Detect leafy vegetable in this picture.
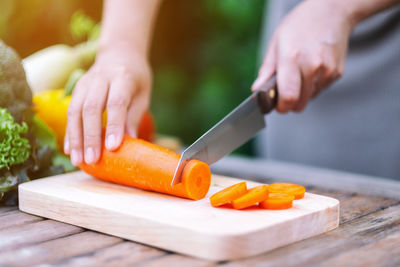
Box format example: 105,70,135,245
0,39,66,206
0,109,65,205
70,10,100,41
30,115,75,172
0,108,30,170
0,116,66,205
0,40,32,122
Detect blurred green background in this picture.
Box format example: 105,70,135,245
0,0,266,156
151,0,265,156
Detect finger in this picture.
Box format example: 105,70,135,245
126,84,151,138
293,67,318,112
312,72,324,99
319,48,341,89
276,54,301,113
293,52,321,112
82,78,109,163
252,38,277,91
105,78,134,150
67,77,88,166
64,131,70,155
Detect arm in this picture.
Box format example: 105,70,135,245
100,0,160,56
252,0,400,113
65,0,161,165
344,0,400,25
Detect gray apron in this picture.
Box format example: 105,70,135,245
256,1,400,179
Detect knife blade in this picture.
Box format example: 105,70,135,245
171,75,278,186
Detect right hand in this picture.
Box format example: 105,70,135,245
252,0,353,113
64,45,152,166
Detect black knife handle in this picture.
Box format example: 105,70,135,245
255,74,278,114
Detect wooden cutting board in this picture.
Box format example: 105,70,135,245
19,171,339,261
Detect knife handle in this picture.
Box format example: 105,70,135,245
255,74,278,114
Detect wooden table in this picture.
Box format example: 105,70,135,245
1,157,400,267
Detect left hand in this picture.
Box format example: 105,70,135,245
252,0,355,113
64,45,152,165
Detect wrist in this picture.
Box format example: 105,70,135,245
326,0,366,28
98,41,149,61
98,40,147,56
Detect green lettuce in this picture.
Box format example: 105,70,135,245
0,108,30,170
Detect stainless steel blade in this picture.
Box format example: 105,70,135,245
171,94,265,186
171,75,277,186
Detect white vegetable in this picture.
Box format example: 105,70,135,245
22,41,97,94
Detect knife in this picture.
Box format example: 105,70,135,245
171,75,278,186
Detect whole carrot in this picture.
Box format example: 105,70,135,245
79,135,211,200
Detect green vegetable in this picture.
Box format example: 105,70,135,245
0,108,30,170
0,40,32,122
64,68,86,96
0,108,65,205
30,115,75,172
70,10,101,41
0,40,66,206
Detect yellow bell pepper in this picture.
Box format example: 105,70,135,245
33,89,155,152
33,89,71,150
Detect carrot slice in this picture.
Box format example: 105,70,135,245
210,182,247,207
260,193,295,210
79,135,211,200
232,185,269,210
268,183,306,200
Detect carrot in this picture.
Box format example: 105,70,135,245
260,193,295,210
137,112,155,142
103,111,155,142
268,183,306,200
79,135,211,200
232,185,269,210
210,182,247,207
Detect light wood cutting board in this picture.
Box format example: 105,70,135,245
19,171,339,261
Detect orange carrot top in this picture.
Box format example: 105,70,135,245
79,135,211,200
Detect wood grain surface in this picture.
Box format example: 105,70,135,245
18,171,339,261
1,158,399,266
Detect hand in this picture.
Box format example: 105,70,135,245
252,0,355,113
64,45,152,165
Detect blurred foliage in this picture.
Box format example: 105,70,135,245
151,0,265,155
0,0,102,57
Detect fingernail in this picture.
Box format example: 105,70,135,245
252,76,263,90
106,134,117,150
70,150,82,166
64,139,70,154
85,147,95,164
